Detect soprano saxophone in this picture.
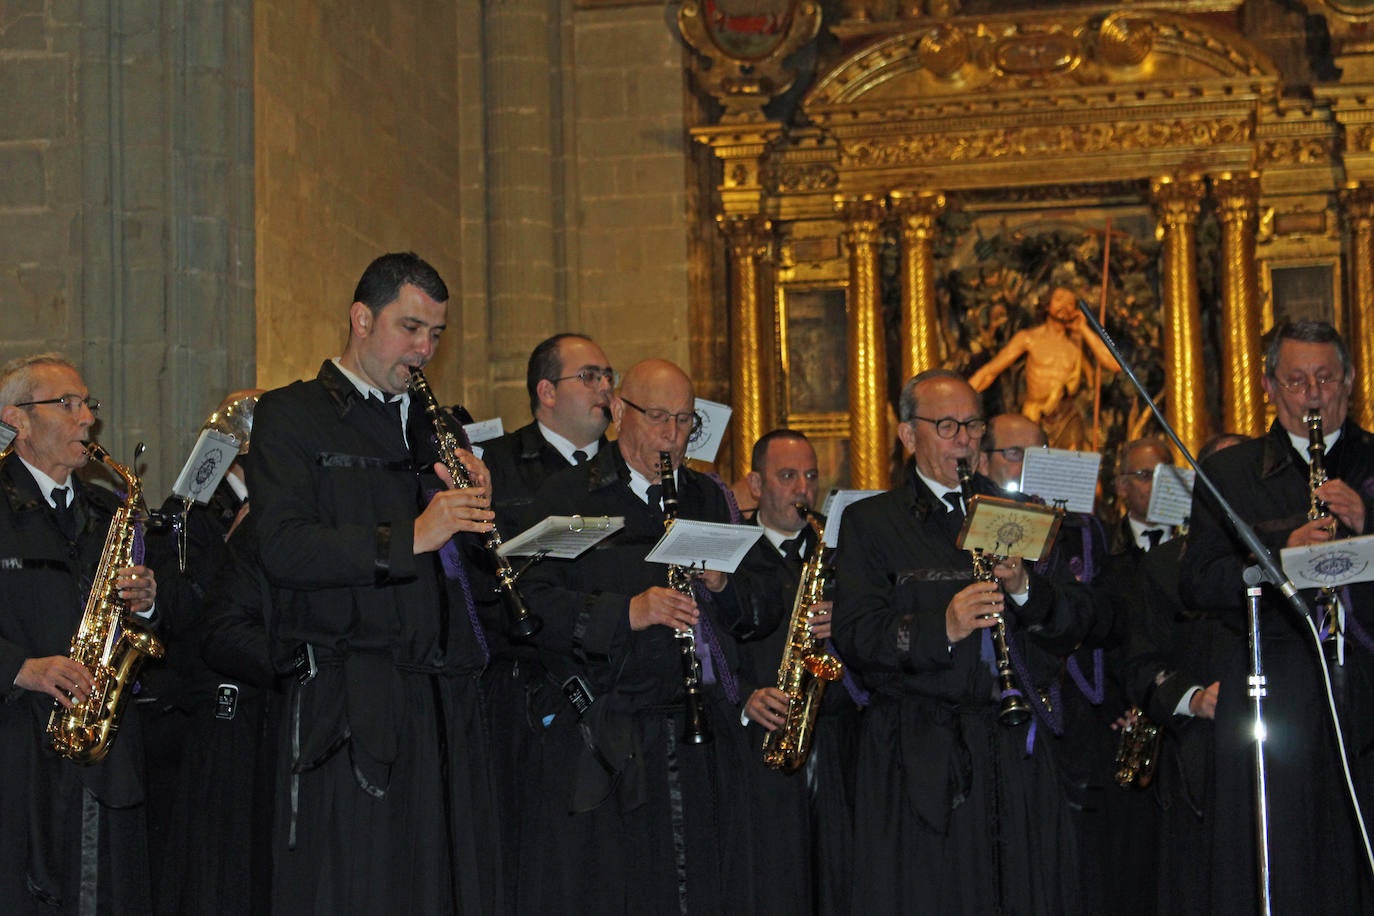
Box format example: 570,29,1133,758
659,450,712,744
762,503,843,772
957,459,1031,727
408,366,542,640
47,443,166,765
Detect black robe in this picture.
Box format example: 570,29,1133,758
250,360,501,914
514,445,784,915
1179,419,1374,914
0,453,153,914
832,470,1095,915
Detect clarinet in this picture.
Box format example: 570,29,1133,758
1306,410,1343,667
659,450,712,744
957,459,1032,727
408,366,542,640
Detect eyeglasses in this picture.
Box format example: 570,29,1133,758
554,367,618,387
983,446,1028,462
14,394,100,413
1274,374,1343,393
621,396,702,434
909,415,987,439
1119,468,1156,482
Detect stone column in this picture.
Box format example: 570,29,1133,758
1340,183,1374,429
1151,176,1209,455
836,194,889,490
890,190,947,383
1213,172,1266,437
719,215,774,481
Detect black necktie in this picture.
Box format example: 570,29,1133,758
1143,528,1164,551
368,392,403,426
943,491,965,519
645,484,662,512
572,450,589,465
780,535,804,563
52,487,76,540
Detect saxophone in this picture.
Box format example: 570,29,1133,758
957,459,1031,727
408,366,542,640
47,443,166,765
659,450,712,744
1114,707,1162,789
762,503,843,772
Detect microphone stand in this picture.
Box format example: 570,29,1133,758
1076,299,1309,912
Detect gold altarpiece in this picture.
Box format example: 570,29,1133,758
681,1,1374,489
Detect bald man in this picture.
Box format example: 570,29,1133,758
980,412,1049,492
514,358,782,914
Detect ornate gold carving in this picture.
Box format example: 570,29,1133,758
1339,183,1374,429
836,194,890,490
1098,14,1155,68
1152,175,1209,454
679,0,823,123
768,163,840,194
890,190,947,384
918,24,970,79
1212,172,1266,437
1257,137,1337,165
840,118,1252,168
719,214,776,480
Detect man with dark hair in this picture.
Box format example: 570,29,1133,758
736,427,864,915
834,368,1094,914
513,358,782,914
1112,438,1176,555
250,252,502,912
0,353,159,913
1182,318,1374,913
482,333,614,531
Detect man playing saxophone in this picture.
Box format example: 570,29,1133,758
0,353,158,914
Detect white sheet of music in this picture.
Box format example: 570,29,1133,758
497,515,624,559
645,519,762,573
463,417,504,445
0,420,14,453
1145,464,1195,526
1019,447,1101,514
819,488,884,548
685,398,731,464
170,429,240,503
1282,533,1374,589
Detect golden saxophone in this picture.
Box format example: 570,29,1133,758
1114,707,1162,789
659,450,712,745
957,459,1032,727
47,443,166,764
408,366,542,640
762,503,843,772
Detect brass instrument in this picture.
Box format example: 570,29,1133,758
408,366,542,640
1306,410,1343,664
956,459,1032,727
659,450,712,745
762,503,843,772
1113,706,1162,789
47,443,166,764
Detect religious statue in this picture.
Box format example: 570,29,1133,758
967,286,1120,450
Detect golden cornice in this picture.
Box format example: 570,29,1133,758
807,12,1277,112
827,1,1244,40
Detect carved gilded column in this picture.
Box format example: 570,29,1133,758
719,215,774,481
837,194,889,490
1340,183,1374,429
1213,172,1265,437
1151,176,1208,455
890,190,947,383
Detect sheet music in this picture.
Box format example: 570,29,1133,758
1145,464,1195,527
0,420,14,453
1282,533,1374,589
170,429,240,504
464,417,504,444
685,399,731,464
497,515,624,559
645,519,762,573
1020,447,1101,514
818,489,884,548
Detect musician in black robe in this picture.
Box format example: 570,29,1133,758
833,369,1094,915
515,358,784,915
0,353,158,914
1179,320,1374,914
250,253,502,913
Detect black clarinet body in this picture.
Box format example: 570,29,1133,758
408,366,542,640
658,450,712,745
